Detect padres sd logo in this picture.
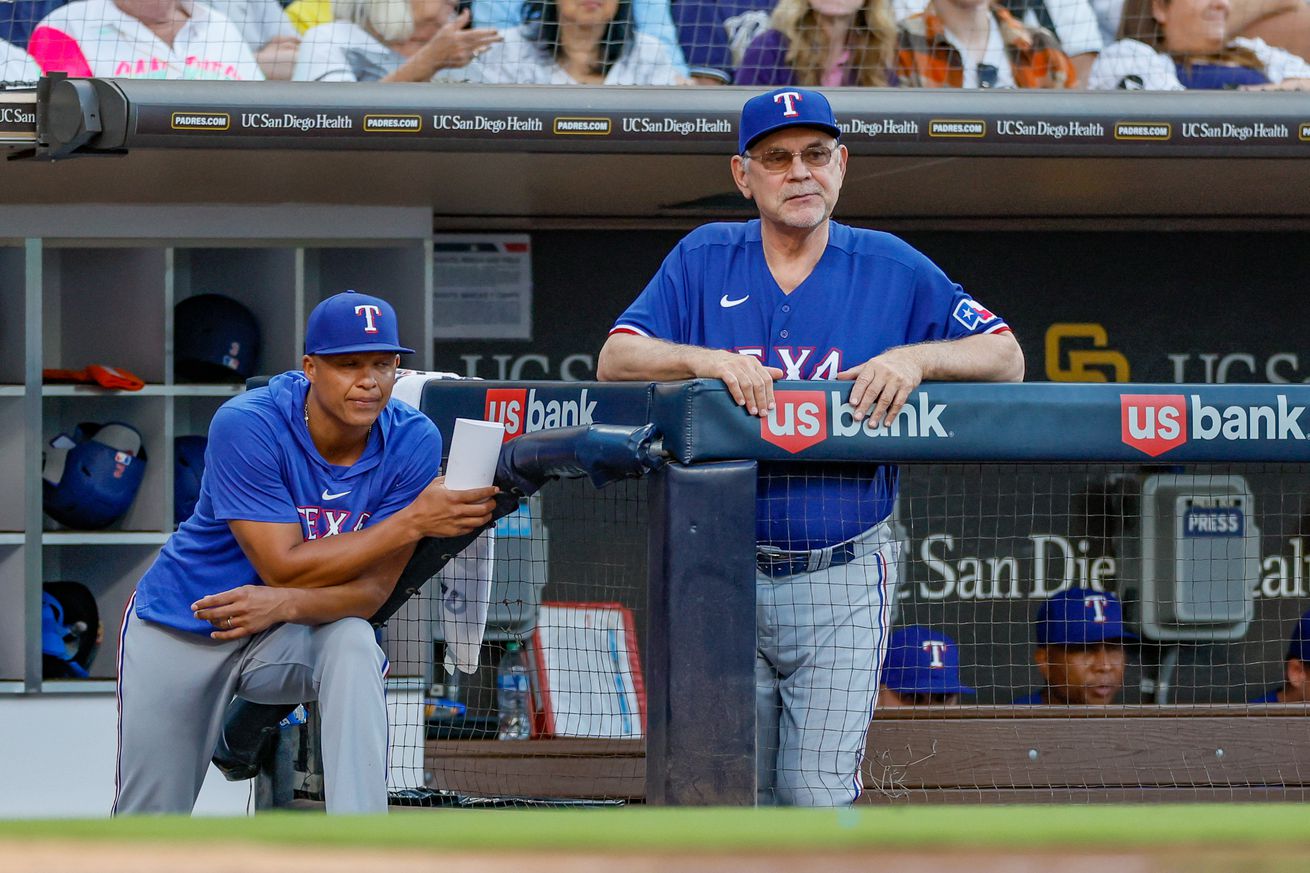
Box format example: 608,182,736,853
1045,323,1130,382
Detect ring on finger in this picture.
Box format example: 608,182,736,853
225,617,233,629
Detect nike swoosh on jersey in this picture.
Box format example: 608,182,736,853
321,489,351,501
720,294,749,308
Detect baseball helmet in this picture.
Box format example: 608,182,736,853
174,435,208,526
175,293,261,382
42,582,101,679
42,422,148,529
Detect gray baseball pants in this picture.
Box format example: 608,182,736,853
114,595,390,815
755,523,897,806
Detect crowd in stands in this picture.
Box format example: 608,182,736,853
1,0,1308,88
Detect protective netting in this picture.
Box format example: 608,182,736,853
377,460,1310,804
1,0,1307,91
890,462,1310,708
381,476,648,804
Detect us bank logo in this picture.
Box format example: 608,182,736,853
1120,393,1309,457
1046,323,1130,382
761,390,828,454
761,390,949,454
484,388,596,440
1121,394,1187,457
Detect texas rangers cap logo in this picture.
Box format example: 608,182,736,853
354,304,382,334
922,640,948,668
774,91,803,118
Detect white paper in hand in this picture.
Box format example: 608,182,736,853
444,418,505,490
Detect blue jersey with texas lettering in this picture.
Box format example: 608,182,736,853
134,370,442,635
611,220,1010,551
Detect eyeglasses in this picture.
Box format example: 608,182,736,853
743,145,834,173
977,63,999,88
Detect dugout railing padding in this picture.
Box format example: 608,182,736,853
419,379,1310,805
32,77,1310,160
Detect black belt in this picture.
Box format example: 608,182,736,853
755,541,859,579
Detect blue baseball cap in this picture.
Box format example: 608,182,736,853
305,290,414,356
1036,588,1137,646
739,87,841,154
881,625,974,695
1286,609,1310,661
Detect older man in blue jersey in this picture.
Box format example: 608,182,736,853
115,291,498,816
598,88,1024,806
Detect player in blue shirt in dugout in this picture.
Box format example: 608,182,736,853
114,291,499,815
1249,609,1310,704
1013,587,1135,706
598,87,1024,806
877,625,974,709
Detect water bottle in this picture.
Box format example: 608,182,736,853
496,641,532,740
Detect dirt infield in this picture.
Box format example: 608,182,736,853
2,841,1306,873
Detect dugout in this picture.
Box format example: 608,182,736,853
2,81,1310,814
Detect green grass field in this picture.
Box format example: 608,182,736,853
0,805,1306,853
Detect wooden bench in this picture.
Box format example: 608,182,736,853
424,707,1310,803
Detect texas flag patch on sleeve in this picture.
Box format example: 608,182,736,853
952,298,999,331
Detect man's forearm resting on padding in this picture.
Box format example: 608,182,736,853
597,332,741,381
886,332,1025,382
599,329,1023,383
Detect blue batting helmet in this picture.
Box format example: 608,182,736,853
175,294,261,382
42,422,148,529
41,582,101,679
174,435,207,526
